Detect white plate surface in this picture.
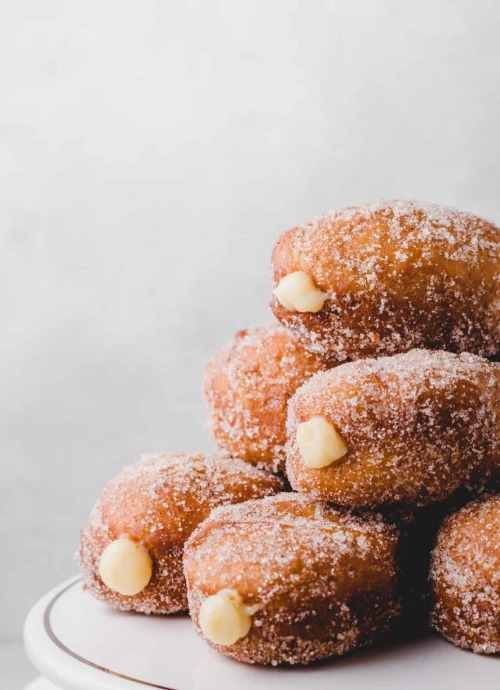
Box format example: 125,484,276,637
24,577,499,690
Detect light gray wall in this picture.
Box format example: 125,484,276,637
2,0,500,681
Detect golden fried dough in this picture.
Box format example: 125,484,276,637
271,200,499,362
79,453,283,613
184,493,401,665
203,324,328,473
286,350,499,507
430,495,500,654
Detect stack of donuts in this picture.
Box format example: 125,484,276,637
80,200,499,666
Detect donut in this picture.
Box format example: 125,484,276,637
271,200,499,362
79,452,283,614
203,324,328,473
183,493,401,665
286,349,499,507
430,494,500,654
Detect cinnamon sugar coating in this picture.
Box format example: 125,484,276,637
79,453,283,614
184,493,401,665
203,324,328,473
271,200,499,362
430,495,500,654
286,349,499,507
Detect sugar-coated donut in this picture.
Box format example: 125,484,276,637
184,493,401,665
79,453,283,614
271,200,499,362
203,324,328,473
430,495,500,654
286,349,499,507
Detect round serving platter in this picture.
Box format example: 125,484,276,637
24,577,498,690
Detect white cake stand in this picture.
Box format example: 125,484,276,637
24,577,499,690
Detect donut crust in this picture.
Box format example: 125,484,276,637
184,493,401,665
203,324,327,473
271,200,499,362
286,350,499,507
430,495,500,654
79,453,283,614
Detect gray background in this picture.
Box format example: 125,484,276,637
2,1,500,685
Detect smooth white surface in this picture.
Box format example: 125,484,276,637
25,578,500,690
26,679,65,690
4,0,500,683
